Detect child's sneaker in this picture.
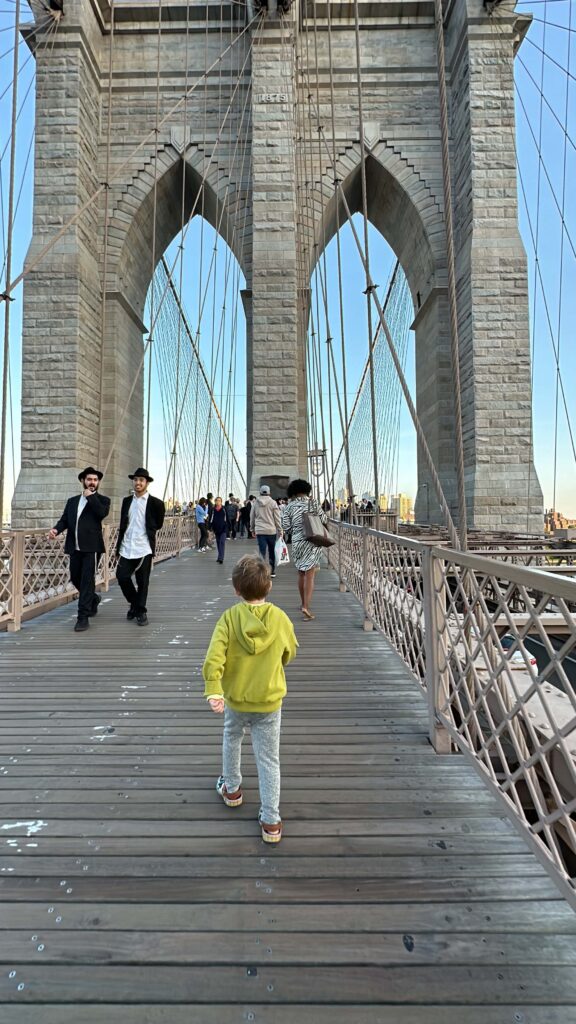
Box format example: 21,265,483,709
259,811,282,843
216,775,243,807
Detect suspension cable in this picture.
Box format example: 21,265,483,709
434,0,468,547
296,23,460,546
329,173,457,540
489,9,576,522
161,15,258,496
102,21,259,478
553,0,572,510
352,0,380,526
0,0,21,528
0,12,261,305
144,0,163,468
97,0,115,464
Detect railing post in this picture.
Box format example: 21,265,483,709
338,523,346,592
422,547,451,753
8,532,24,633
362,526,373,632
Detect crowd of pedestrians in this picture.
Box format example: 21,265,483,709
49,463,330,844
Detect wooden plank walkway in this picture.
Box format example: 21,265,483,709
1,540,576,1022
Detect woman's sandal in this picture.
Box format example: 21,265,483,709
301,608,315,620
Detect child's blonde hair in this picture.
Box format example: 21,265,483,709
232,555,272,601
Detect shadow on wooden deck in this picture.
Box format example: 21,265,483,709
0,542,575,1022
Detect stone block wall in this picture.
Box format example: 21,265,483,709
11,0,542,533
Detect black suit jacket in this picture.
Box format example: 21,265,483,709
54,493,111,555
116,493,166,557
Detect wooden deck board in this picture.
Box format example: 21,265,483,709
1,542,575,1019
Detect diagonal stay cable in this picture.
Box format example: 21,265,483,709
0,10,262,305
296,48,460,548
102,22,259,478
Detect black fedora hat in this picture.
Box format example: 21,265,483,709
78,466,103,481
128,467,154,482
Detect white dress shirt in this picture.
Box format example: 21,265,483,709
75,494,88,551
119,492,152,559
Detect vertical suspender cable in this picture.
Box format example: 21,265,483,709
145,0,163,468
352,0,380,526
194,1,210,499
303,12,328,499
98,0,115,465
297,37,459,544
553,0,571,513
0,0,21,526
523,3,544,528
172,0,192,507
103,21,259,480
434,0,467,548
311,0,337,509
326,0,354,516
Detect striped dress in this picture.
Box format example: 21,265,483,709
281,498,328,571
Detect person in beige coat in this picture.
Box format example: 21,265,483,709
250,485,282,576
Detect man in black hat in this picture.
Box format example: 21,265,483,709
116,468,165,626
47,467,111,632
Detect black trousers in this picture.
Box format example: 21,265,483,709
69,551,99,620
116,554,153,613
198,523,209,548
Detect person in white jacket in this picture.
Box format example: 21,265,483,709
250,485,282,576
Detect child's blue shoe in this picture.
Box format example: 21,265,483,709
216,775,243,807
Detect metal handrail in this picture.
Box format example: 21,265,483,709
328,519,576,904
0,518,198,632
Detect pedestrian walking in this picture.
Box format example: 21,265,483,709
116,468,166,626
225,494,239,539
205,492,215,548
250,485,282,576
238,499,251,538
47,466,110,632
281,478,328,620
203,555,298,842
209,496,227,563
195,498,209,550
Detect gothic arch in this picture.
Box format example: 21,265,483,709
311,145,445,312
307,144,456,524
106,142,248,323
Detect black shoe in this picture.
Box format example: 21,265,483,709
74,618,89,632
126,607,137,621
217,559,223,564
136,612,148,626
270,572,276,578
88,595,101,617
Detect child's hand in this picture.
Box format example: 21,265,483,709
208,698,224,713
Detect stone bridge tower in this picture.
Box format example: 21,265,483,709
11,0,543,532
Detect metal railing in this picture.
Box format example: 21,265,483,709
329,520,576,902
336,510,399,533
0,517,198,631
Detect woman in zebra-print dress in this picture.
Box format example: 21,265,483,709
281,479,328,621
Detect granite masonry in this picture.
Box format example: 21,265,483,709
11,0,543,532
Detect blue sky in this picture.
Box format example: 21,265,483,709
1,1,575,518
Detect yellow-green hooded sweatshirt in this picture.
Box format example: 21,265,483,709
202,602,298,713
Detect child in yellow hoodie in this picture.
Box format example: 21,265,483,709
203,554,298,843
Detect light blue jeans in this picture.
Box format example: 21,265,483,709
223,706,281,824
